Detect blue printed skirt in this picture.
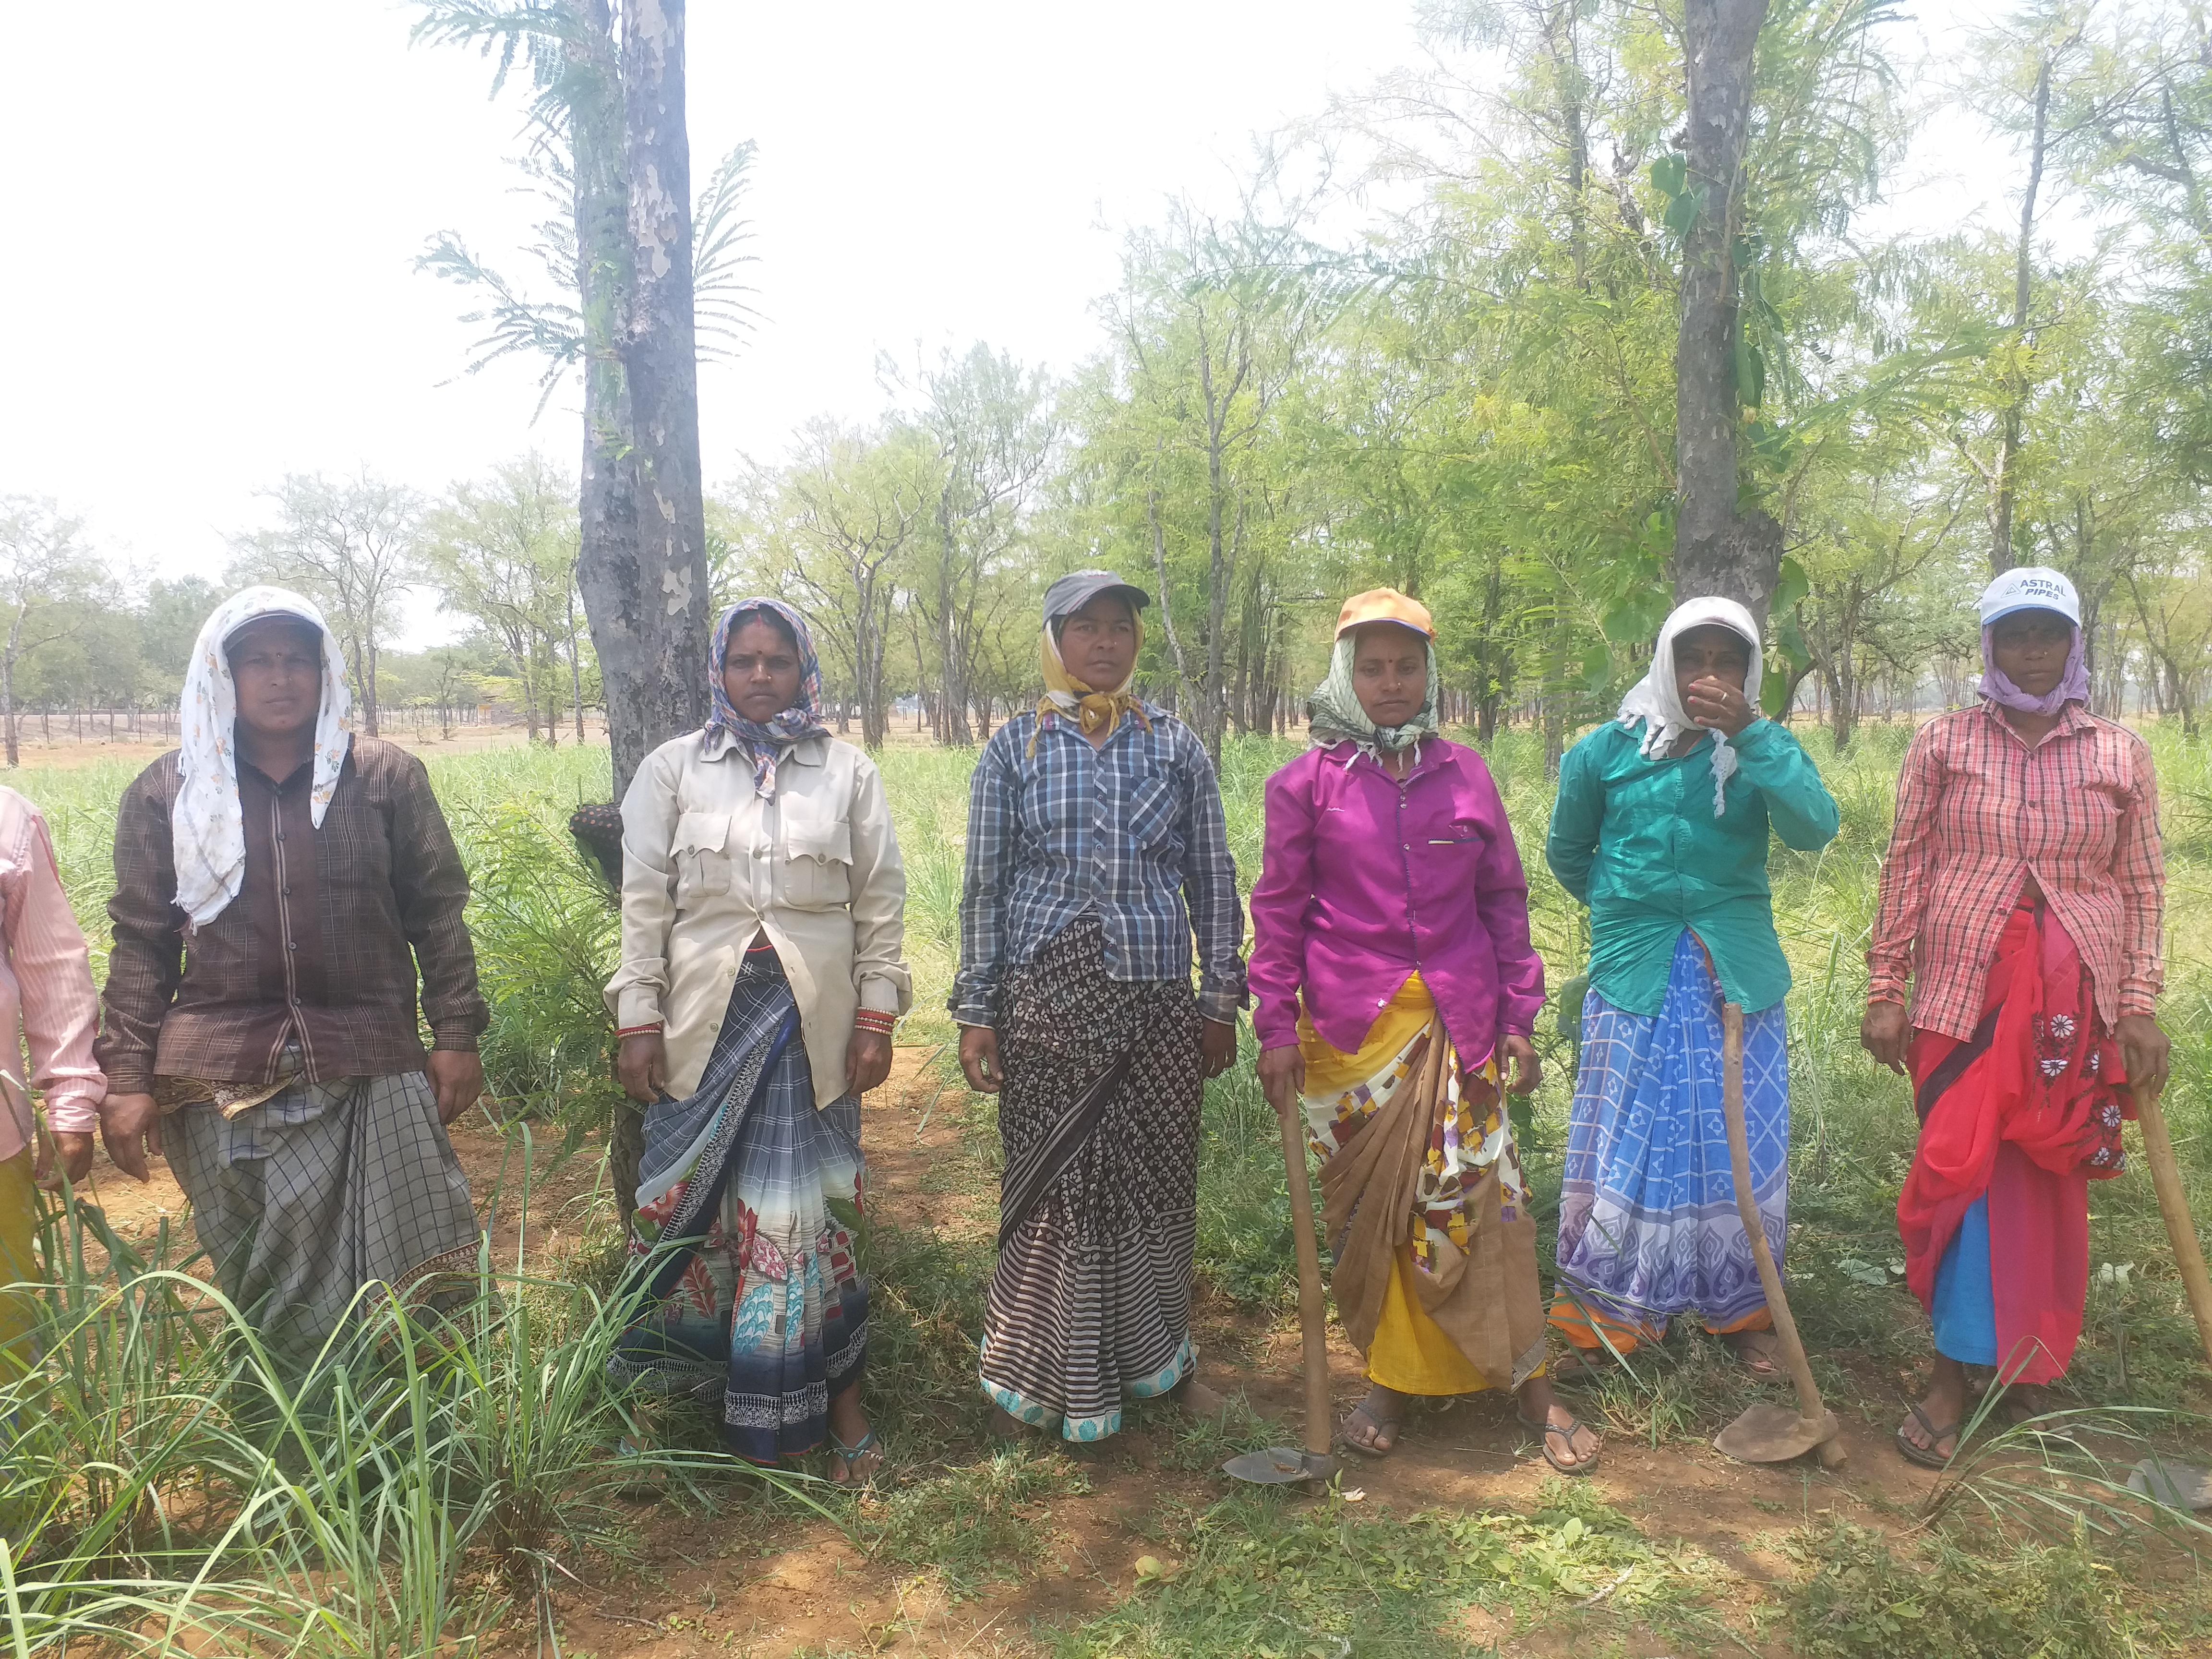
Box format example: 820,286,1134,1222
1553,930,1789,1339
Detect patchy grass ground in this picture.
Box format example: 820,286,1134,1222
15,721,2212,1655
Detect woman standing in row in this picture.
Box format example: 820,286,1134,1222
1868,567,2168,1467
1545,600,1839,1375
608,599,910,1487
952,571,1246,1444
1249,590,1599,1472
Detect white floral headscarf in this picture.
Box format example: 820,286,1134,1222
173,587,352,929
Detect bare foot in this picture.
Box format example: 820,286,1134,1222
987,1403,1034,1441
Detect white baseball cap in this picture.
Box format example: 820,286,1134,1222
1977,565,2080,628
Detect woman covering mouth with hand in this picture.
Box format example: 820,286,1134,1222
1544,598,1839,1380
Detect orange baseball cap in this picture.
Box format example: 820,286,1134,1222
1334,588,1433,639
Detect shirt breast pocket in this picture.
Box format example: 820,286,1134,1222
1122,774,1179,853
672,811,733,906
779,806,853,910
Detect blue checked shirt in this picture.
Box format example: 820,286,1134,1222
950,707,1247,1027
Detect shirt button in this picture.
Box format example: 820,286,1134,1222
288,940,298,951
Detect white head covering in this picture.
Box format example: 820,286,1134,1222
174,587,352,929
1614,596,1764,817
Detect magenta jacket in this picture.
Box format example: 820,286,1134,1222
1247,739,1545,1066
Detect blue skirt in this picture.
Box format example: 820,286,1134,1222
1554,930,1789,1336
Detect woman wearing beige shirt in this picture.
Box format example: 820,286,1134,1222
606,599,910,1486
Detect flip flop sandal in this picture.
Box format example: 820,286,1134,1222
1548,1347,1619,1384
1518,1409,1602,1476
829,1428,886,1489
1894,1403,1960,1470
1335,1399,1401,1458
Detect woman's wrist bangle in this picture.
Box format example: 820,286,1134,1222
853,1010,897,1033
616,1023,663,1038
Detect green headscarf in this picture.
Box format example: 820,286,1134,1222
1305,628,1442,760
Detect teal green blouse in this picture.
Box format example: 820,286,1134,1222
1544,718,1839,1016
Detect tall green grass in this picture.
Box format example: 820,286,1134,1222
0,1156,808,1656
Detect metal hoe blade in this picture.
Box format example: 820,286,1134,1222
1224,1446,1340,1485
1713,1403,1840,1464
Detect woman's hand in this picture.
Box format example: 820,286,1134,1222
1498,1033,1540,1095
1861,1000,1910,1076
846,1025,893,1097
1201,1018,1238,1080
959,1025,1003,1094
1257,1044,1305,1120
2116,1014,2172,1098
99,1093,162,1182
617,1032,669,1104
35,1130,95,1190
1685,674,1757,736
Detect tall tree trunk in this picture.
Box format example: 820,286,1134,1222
613,0,710,787
1991,54,2052,577
1672,0,1779,628
571,0,641,787
934,491,972,745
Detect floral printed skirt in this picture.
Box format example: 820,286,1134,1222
610,952,867,1461
1899,899,2129,1386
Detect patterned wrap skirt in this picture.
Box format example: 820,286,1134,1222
1299,973,1547,1395
611,951,867,1462
166,1069,482,1359
979,915,1203,1443
1551,929,1788,1352
1899,900,2129,1385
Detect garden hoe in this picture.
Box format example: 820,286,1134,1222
1712,1002,1846,1470
2124,1079,2212,1509
1223,1096,1340,1488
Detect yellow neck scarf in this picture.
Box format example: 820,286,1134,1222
1030,617,1151,756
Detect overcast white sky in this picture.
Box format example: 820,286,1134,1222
2,0,2028,646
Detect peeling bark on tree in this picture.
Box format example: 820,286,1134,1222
1672,0,1780,631
568,0,710,809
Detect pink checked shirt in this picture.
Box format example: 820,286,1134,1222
0,787,105,1161
1868,702,2164,1042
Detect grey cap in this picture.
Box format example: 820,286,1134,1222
1043,569,1150,626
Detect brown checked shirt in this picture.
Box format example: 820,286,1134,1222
96,738,487,1094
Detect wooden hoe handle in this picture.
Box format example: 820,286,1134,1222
1278,1104,1334,1461
2132,1081,2212,1372
1722,1003,1844,1469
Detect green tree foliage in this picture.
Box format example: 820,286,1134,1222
421,453,591,745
